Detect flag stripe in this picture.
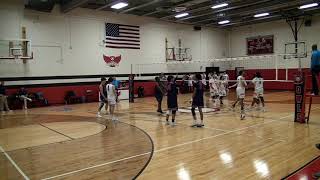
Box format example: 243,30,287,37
119,31,140,35
116,23,139,28
117,35,139,39
119,28,139,32
106,42,140,46
106,45,140,49
106,38,140,42
105,23,140,49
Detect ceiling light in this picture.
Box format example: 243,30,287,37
299,3,318,9
111,2,128,9
254,13,270,18
212,3,229,9
218,20,230,24
175,12,189,18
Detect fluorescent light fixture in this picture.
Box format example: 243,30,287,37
175,12,189,18
212,3,229,9
111,2,128,9
218,20,230,24
299,3,318,9
254,13,270,18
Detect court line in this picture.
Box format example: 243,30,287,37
40,110,310,179
39,123,74,140
0,145,30,180
41,151,151,180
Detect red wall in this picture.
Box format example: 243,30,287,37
7,85,100,105
4,68,313,105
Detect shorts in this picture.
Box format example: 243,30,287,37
108,98,117,105
210,91,219,98
166,109,177,115
100,96,108,103
236,87,245,99
253,89,264,98
219,90,226,97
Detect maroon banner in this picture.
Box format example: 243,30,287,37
247,35,274,55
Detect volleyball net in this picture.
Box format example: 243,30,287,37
135,54,310,83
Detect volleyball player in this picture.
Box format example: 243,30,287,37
219,75,227,105
166,75,178,126
155,76,165,114
191,73,205,127
209,74,219,108
229,70,247,120
251,72,265,111
106,77,117,121
97,77,108,117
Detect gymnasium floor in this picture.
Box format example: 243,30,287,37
1,91,320,180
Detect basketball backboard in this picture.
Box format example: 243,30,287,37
284,41,307,59
0,39,33,60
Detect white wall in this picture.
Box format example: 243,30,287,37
0,0,228,78
229,17,320,69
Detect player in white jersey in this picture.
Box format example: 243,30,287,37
229,70,247,120
218,76,227,105
222,72,229,94
106,77,118,121
251,72,265,111
201,73,207,86
209,74,219,108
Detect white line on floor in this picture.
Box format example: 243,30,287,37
0,145,30,180
41,108,319,179
41,152,151,180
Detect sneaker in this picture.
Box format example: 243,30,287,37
190,124,197,127
197,124,204,127
240,114,245,120
165,121,170,125
97,113,102,118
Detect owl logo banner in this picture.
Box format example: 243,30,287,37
103,55,121,67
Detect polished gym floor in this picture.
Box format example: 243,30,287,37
1,91,320,180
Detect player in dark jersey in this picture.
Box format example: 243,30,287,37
166,75,178,126
97,77,108,117
191,73,205,127
155,77,165,114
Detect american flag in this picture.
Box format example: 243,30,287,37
105,23,140,49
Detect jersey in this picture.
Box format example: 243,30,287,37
236,75,246,98
209,78,219,96
219,80,227,97
237,75,247,89
252,77,264,91
252,77,264,97
106,84,116,100
99,83,108,101
192,81,204,107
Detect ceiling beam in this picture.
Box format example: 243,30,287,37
196,0,308,25
141,0,210,16
217,6,320,28
95,0,115,11
120,0,162,14
61,0,90,13
178,0,273,21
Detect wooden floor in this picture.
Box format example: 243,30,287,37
1,90,320,180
